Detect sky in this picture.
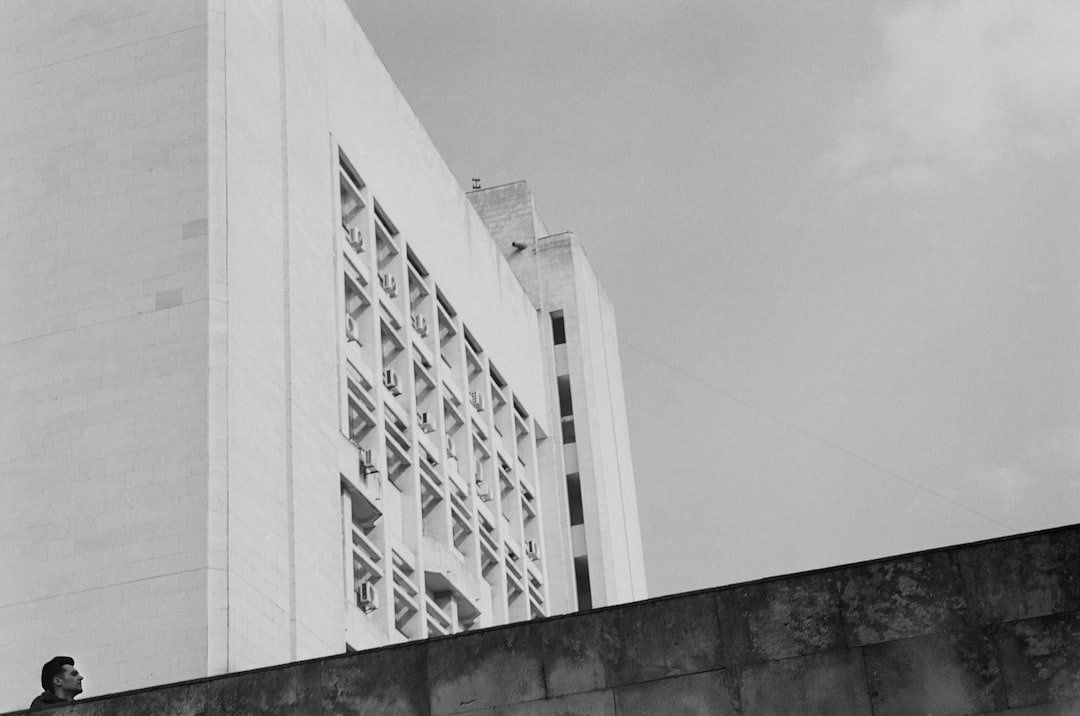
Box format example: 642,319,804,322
352,1,1080,596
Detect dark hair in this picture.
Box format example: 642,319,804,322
40,656,74,692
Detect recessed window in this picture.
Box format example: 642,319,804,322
574,556,592,610
561,416,576,444
557,375,573,416
566,473,584,526
551,312,566,345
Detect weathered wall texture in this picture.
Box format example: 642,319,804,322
6,525,1078,715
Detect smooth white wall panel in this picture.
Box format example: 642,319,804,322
0,1,212,709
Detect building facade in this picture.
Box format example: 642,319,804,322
0,0,644,708
469,182,648,610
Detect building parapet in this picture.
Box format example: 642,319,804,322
7,523,1078,715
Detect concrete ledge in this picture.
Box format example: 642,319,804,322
6,524,1078,715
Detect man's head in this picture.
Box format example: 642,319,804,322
40,656,83,699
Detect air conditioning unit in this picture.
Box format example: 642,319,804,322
411,313,429,337
358,448,378,475
445,439,457,460
356,582,378,613
379,272,398,297
418,412,435,433
346,226,364,253
525,540,540,561
345,316,362,344
477,483,493,502
383,369,401,396
469,391,484,411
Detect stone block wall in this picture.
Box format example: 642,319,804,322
6,524,1078,715
0,0,214,703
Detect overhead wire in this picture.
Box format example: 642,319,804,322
461,3,1021,535
576,312,1020,535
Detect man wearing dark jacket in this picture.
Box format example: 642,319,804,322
29,656,83,711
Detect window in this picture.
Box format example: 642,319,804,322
344,275,368,320
566,473,584,526
561,416,576,444
551,312,566,345
557,375,575,443
574,556,592,610
557,375,573,416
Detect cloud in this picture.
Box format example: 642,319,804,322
1023,425,1080,490
960,425,1080,522
825,1,1080,189
962,463,1037,510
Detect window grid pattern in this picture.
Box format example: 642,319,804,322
336,152,550,645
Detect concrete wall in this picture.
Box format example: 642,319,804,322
466,182,549,260
539,234,648,605
468,185,649,610
0,0,213,707
216,0,345,671
9,524,1076,715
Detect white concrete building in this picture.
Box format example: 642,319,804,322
0,0,645,707
469,182,648,610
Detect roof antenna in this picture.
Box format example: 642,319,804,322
472,177,481,191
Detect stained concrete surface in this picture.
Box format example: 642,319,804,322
837,549,972,646
739,649,873,715
5,524,1078,715
956,530,1080,624
427,623,546,714
715,571,844,665
863,627,1006,716
996,611,1080,708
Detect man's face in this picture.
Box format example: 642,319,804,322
55,665,83,695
